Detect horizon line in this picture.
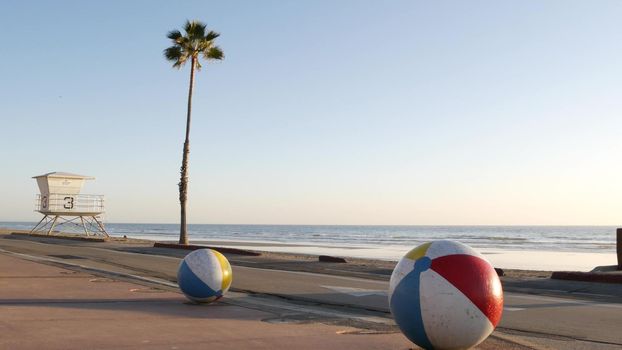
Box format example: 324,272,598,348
1,221,620,228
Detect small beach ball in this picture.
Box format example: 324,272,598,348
177,249,232,303
389,240,503,350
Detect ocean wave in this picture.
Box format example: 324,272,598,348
484,236,529,241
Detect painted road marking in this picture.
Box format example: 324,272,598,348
321,285,387,297
503,307,526,311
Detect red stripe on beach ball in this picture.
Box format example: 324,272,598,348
430,254,503,326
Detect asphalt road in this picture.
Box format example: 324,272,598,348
1,235,621,349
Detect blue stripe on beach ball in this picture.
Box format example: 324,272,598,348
177,260,220,301
390,256,433,349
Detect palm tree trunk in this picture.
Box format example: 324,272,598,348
179,56,196,245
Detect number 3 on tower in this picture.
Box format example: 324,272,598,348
64,196,74,210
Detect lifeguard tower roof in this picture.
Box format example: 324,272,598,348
32,172,95,180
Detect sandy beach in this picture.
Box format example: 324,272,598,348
2,228,617,276
188,239,617,272
0,228,549,279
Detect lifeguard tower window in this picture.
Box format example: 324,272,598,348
30,172,109,237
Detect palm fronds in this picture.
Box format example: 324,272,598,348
163,20,223,69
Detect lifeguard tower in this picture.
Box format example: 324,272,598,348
30,172,109,237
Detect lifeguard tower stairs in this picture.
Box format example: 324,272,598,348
30,172,109,237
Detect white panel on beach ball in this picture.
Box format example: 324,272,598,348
177,249,232,303
388,240,503,350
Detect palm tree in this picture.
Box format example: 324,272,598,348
164,20,224,245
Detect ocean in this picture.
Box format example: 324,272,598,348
2,222,616,254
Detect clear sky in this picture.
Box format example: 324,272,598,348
1,1,622,225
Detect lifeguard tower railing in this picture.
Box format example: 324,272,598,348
31,193,108,237
35,193,104,214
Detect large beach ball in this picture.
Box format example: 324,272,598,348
389,240,503,350
177,249,233,303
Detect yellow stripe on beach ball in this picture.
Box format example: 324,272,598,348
213,250,232,290
405,242,432,261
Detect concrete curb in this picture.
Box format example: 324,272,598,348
10,232,107,242
551,271,622,284
319,255,347,263
153,242,261,256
